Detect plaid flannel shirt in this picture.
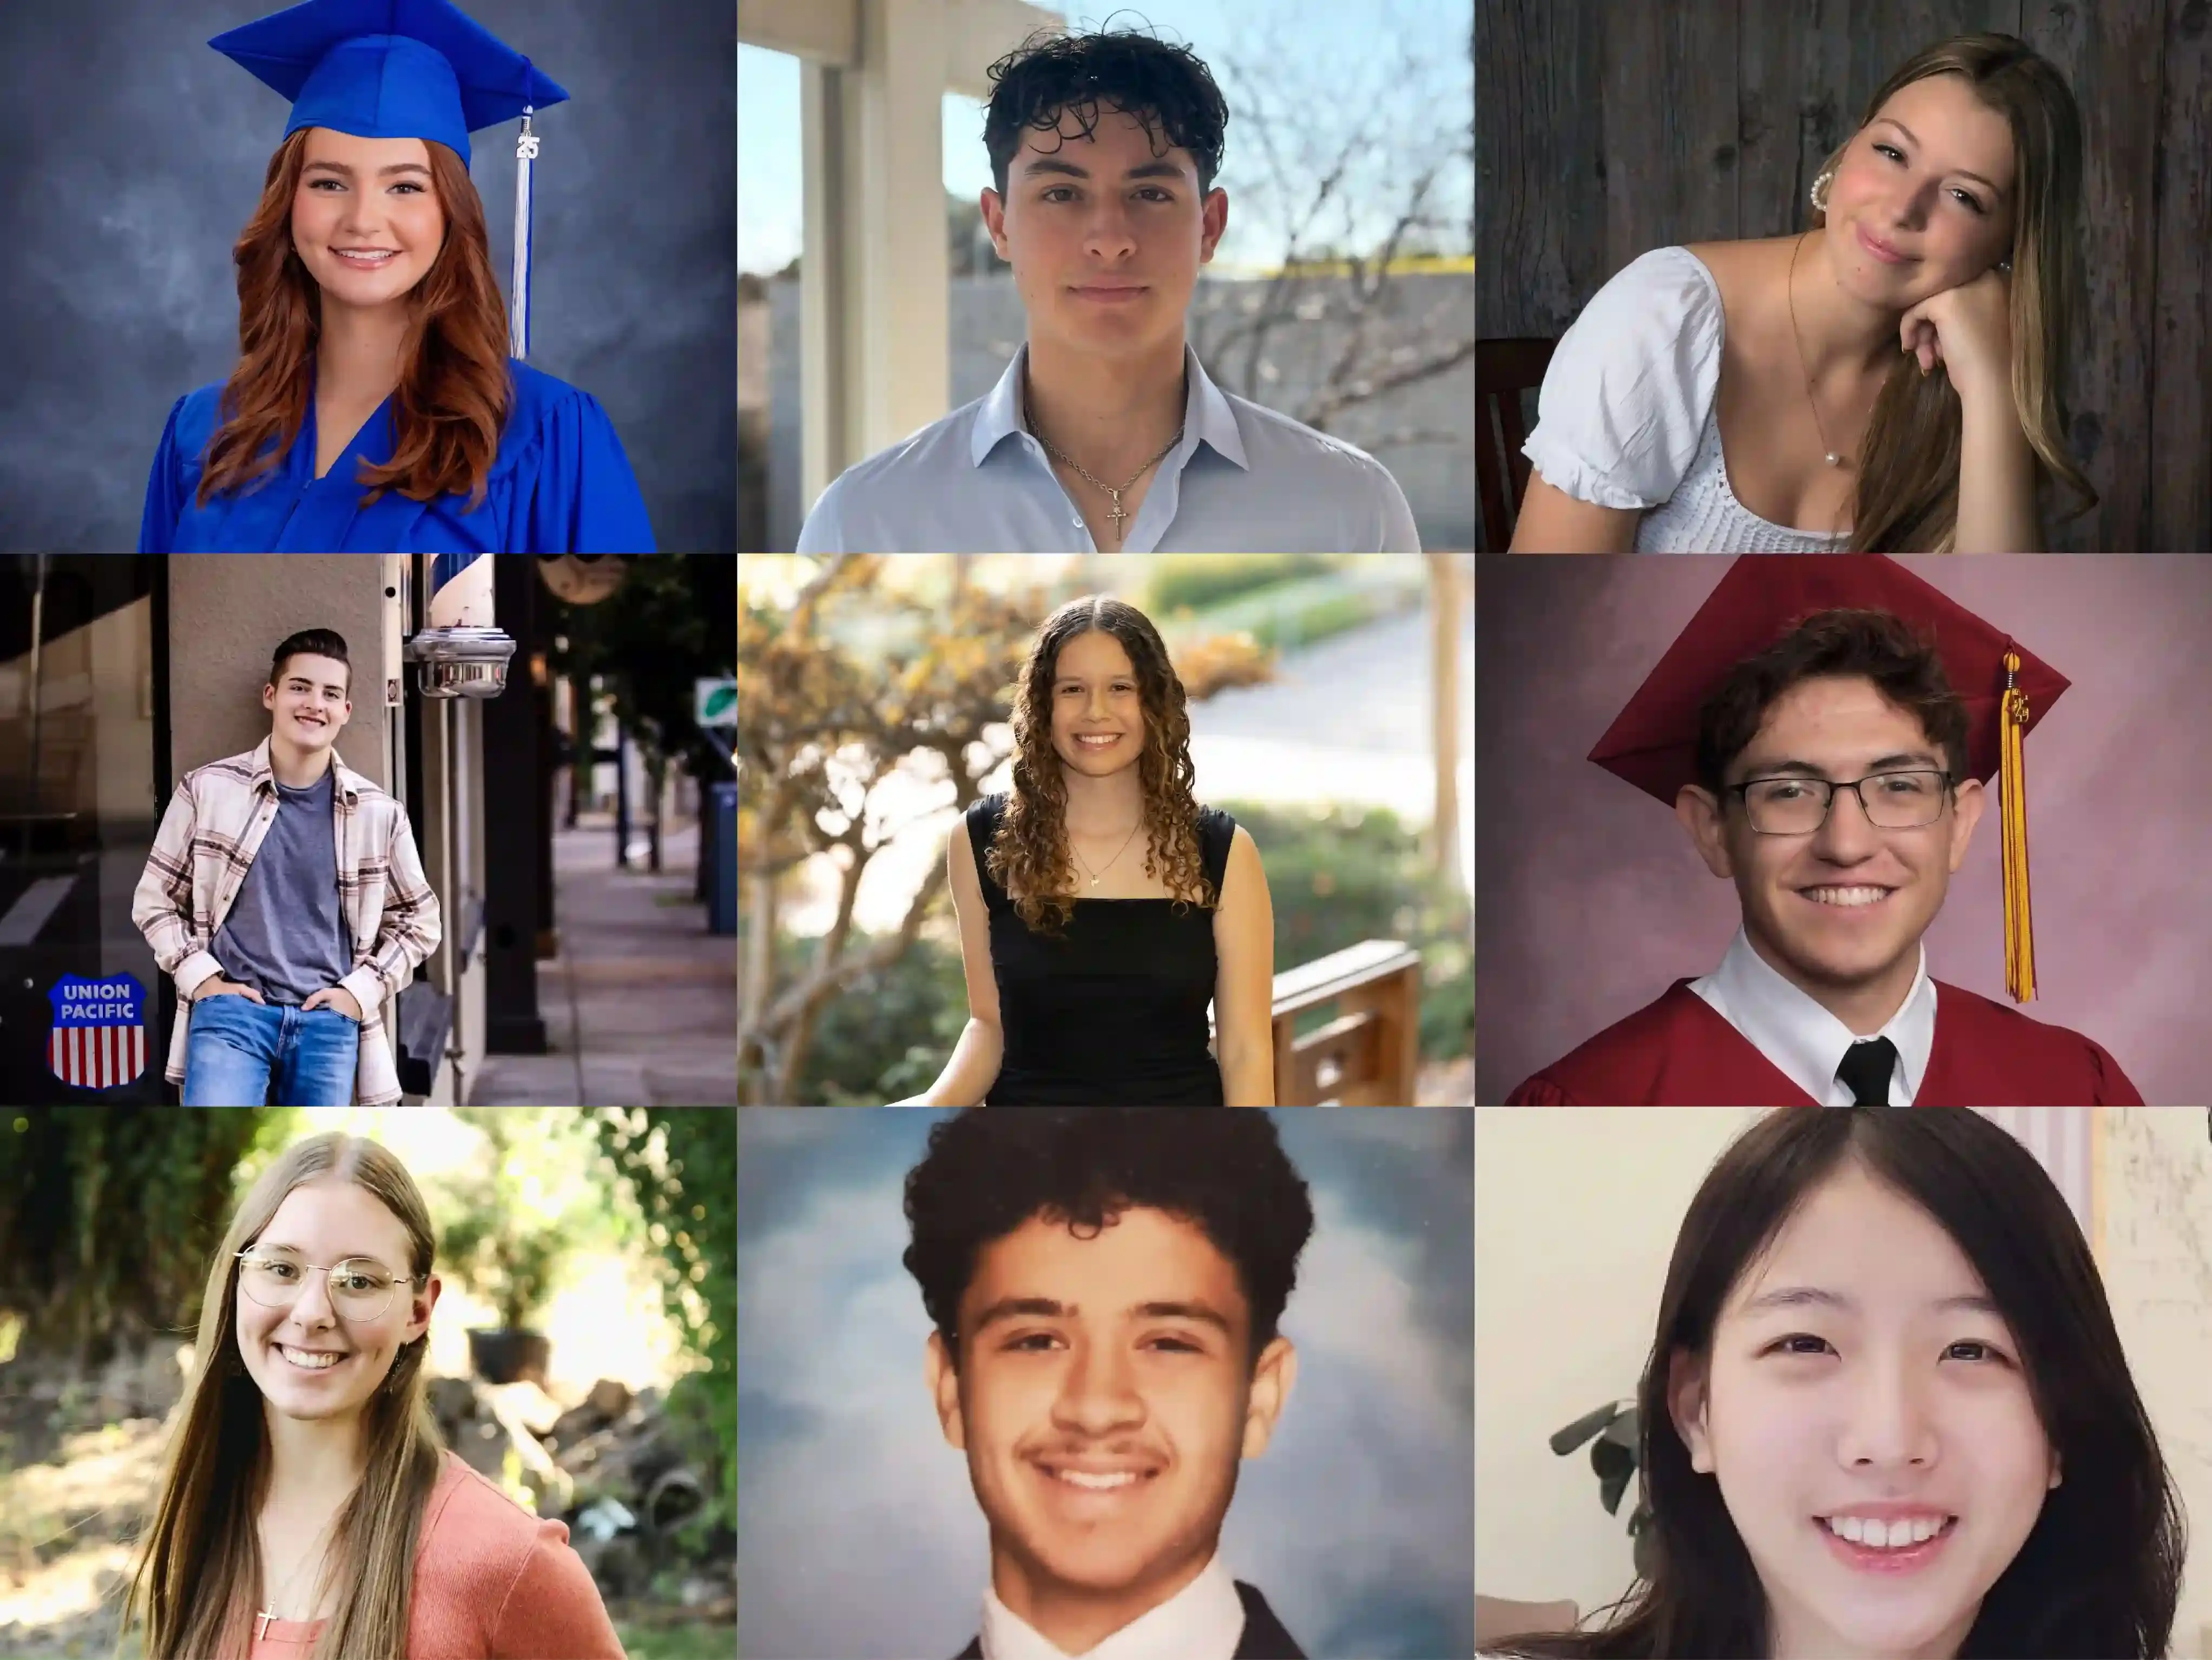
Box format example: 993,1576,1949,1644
130,736,442,1106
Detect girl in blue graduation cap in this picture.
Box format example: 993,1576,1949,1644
139,0,656,554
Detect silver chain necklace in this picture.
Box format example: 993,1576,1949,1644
1024,378,1185,547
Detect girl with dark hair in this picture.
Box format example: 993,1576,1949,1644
1512,34,2092,554
120,1131,624,1658
896,594,1278,1106
1486,1108,2185,1660
139,0,653,554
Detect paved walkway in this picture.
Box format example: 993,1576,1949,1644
468,814,737,1106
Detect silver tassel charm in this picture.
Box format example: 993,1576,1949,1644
510,108,539,360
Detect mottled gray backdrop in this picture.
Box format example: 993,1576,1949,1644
0,0,733,552
737,1107,1476,1660
1476,555,2212,1106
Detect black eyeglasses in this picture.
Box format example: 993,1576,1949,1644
1724,770,1955,835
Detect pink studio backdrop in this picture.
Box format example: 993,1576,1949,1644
1476,555,2212,1107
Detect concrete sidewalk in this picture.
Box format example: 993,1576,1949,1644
467,813,736,1106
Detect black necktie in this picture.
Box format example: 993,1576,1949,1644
1836,1037,1899,1105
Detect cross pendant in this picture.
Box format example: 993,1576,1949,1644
1105,493,1128,542
258,1610,276,1640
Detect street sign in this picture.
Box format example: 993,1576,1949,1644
695,678,736,727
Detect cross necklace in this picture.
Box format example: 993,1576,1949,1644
1024,377,1184,548
256,1505,340,1640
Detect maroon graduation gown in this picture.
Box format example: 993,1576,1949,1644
1506,979,2143,1106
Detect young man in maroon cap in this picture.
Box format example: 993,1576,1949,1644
1508,556,2141,1106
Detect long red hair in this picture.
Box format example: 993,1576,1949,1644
197,129,512,511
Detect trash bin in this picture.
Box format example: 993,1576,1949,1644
706,782,737,936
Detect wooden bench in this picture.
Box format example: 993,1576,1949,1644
1210,938,1423,1105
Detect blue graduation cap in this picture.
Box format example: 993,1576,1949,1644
210,0,571,358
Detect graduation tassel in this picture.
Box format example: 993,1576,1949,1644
1999,648,2036,1002
510,103,538,360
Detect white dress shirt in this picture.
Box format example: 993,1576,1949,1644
794,342,1421,553
978,1550,1247,1660
1688,926,1936,1106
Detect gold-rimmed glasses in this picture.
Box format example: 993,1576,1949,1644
233,1249,410,1322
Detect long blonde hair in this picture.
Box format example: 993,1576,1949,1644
1811,32,2096,550
121,1133,444,1660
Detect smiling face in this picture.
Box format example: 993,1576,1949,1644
234,1176,436,1425
291,128,447,310
1049,629,1149,782
1669,1160,2061,1660
925,1205,1293,1649
1680,675,1984,1007
982,104,1227,361
263,652,352,755
1823,73,2017,299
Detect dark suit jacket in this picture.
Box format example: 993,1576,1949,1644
950,1579,1306,1659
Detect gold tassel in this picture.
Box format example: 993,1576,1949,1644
2000,649,2035,1002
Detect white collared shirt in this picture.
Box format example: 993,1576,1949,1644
1688,926,1936,1106
794,342,1421,553
978,1550,1246,1660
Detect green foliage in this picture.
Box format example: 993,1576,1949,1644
549,554,736,790
0,1108,272,1362
611,1623,735,1660
735,924,971,1107
594,1110,735,1530
1138,553,1346,617
430,1109,609,1332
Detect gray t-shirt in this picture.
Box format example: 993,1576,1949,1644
211,766,354,1005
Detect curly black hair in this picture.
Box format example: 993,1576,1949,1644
904,1109,1314,1374
983,23,1229,201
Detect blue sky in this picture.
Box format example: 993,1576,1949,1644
739,0,1473,276
736,1107,1474,1659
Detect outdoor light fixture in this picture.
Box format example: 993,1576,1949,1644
404,553,515,700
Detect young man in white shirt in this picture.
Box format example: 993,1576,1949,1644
796,27,1421,554
907,1108,1312,1659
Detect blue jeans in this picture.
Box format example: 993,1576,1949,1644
181,995,359,1106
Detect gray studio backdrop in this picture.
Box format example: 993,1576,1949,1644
1475,554,2212,1107
0,0,733,552
736,1107,1476,1660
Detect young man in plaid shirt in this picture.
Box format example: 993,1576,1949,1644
131,628,442,1105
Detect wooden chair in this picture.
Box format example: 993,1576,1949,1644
1477,338,1556,550
1476,1593,1582,1648
1210,938,1425,1105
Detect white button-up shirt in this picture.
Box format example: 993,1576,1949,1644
1688,926,1936,1106
795,343,1422,552
978,1550,1246,1660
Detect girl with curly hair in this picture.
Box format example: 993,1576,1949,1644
899,594,1278,1106
138,0,653,554
120,1130,624,1658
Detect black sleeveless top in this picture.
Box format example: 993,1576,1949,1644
965,791,1234,1106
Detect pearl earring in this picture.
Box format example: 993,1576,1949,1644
1809,170,1834,214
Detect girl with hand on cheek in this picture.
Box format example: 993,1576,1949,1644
121,1132,625,1659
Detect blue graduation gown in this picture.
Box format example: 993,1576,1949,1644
140,359,655,552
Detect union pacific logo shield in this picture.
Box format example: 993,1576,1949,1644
47,974,149,1090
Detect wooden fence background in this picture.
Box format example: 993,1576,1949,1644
1477,0,2212,551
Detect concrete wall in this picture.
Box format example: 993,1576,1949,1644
759,271,1476,550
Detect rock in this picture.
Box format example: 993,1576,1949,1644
586,1377,632,1420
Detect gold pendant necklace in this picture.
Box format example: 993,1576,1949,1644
1787,232,1847,469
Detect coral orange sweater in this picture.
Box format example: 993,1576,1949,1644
249,1449,626,1658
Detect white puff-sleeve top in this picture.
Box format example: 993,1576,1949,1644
1521,247,1849,553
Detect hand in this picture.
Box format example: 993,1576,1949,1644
303,986,364,1021
195,977,265,1005
1899,262,2013,404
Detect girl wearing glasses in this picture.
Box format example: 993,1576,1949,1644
119,1131,623,1658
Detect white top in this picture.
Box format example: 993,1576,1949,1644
1689,926,1936,1105
1521,246,1851,553
795,343,1421,553
979,1550,1246,1660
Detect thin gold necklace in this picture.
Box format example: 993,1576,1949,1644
256,1507,340,1639
1786,231,1848,469
1024,371,1187,547
1068,816,1143,889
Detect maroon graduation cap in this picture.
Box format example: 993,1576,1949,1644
1588,555,2069,1001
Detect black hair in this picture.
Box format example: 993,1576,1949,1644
984,23,1229,200
903,1108,1314,1373
268,627,352,697
1490,1108,2185,1660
